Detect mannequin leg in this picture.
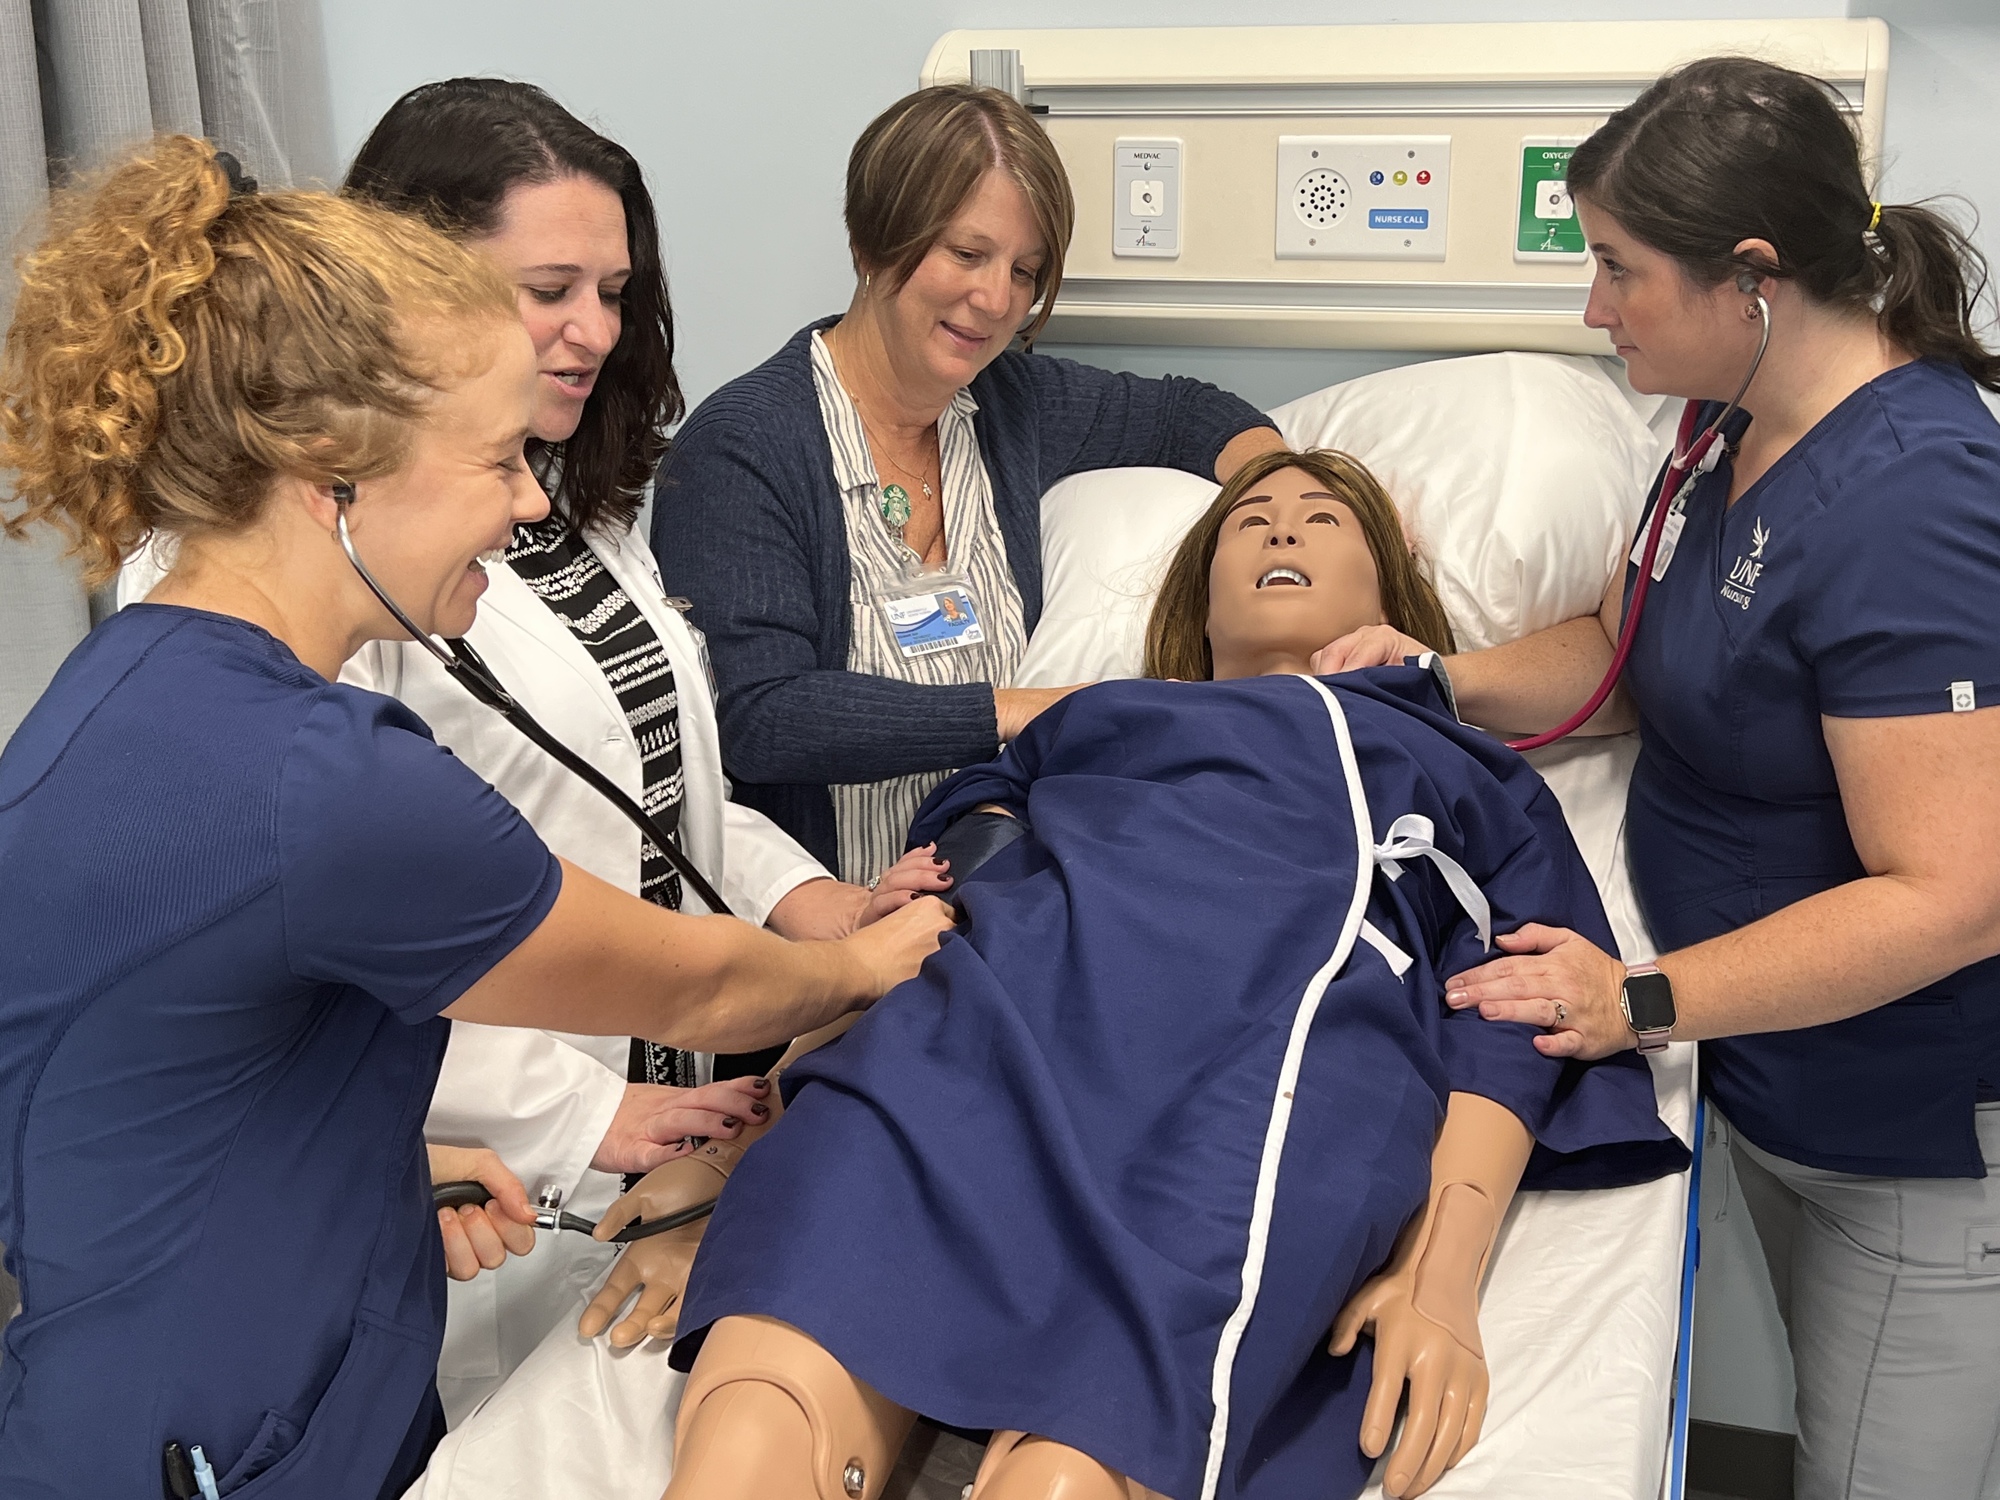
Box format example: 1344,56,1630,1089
969,1430,1167,1500
665,1315,915,1500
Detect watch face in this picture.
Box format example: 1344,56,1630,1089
1623,970,1676,1032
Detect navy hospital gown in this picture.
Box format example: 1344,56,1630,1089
674,667,1688,1500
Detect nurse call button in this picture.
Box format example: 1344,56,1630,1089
1368,208,1430,230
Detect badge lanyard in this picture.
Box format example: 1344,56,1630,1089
1505,404,1721,752
873,476,988,663
1506,284,1770,753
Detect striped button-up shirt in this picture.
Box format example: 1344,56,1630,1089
808,330,1027,885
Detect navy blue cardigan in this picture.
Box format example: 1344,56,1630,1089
652,318,1271,868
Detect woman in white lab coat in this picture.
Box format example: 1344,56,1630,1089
336,79,948,1420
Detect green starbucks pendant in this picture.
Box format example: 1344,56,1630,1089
880,484,912,531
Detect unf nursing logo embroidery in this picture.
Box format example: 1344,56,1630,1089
1721,516,1769,611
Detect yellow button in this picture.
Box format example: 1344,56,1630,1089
1392,170,1408,186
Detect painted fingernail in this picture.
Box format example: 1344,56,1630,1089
750,1102,769,1118
721,1116,740,1129
749,1077,769,1091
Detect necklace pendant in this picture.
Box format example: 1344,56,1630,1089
880,484,912,530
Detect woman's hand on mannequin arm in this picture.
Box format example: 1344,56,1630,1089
576,1015,854,1343
444,857,954,1053
1444,706,2000,1057
1310,554,1636,738
994,685,1083,742
763,846,954,940
1329,1092,1532,1498
588,1076,771,1175
426,1145,539,1281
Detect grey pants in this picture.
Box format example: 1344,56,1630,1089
1726,1105,2000,1500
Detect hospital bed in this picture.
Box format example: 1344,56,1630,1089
406,351,1699,1500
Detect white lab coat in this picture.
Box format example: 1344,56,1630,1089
118,521,827,1424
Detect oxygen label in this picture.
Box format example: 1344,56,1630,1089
1516,141,1586,261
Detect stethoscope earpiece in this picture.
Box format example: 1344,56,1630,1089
332,479,355,507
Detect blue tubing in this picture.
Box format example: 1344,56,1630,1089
1666,1093,1707,1499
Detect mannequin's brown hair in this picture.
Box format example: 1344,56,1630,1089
1144,447,1455,682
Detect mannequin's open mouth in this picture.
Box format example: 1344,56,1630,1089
1256,566,1311,589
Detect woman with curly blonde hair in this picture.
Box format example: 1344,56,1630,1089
0,136,947,1499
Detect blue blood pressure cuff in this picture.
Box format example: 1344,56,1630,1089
932,810,1028,915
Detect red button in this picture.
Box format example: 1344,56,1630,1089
1416,170,1431,185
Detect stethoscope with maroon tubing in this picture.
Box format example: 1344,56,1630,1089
1507,270,1770,753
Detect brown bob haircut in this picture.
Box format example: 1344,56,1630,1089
1144,447,1456,683
845,85,1075,344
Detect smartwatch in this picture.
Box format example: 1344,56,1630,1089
1620,963,1676,1054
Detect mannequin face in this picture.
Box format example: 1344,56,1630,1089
343,321,547,639
1205,466,1386,681
474,175,630,442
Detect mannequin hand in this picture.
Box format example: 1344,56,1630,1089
994,684,1084,742
593,1135,753,1242
1444,924,1632,1060
577,1219,705,1345
588,1076,767,1174
1309,625,1432,676
1329,1269,1488,1498
426,1145,538,1280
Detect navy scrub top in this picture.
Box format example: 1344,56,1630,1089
0,606,562,1498
1624,359,2000,1178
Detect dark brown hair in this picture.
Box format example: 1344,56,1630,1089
1144,447,1455,682
1570,55,2000,391
845,85,1075,345
0,135,514,585
346,78,684,534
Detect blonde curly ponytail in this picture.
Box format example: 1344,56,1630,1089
1,134,516,584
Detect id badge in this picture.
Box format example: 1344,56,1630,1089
876,571,985,659
1629,492,1690,582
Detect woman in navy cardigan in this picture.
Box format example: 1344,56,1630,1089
653,85,1282,880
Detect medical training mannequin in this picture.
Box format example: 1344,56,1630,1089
589,448,1682,1500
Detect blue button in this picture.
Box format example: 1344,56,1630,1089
1368,208,1430,230
1369,171,1384,186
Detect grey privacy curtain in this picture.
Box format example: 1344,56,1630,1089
0,0,337,745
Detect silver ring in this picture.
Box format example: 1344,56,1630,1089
867,875,881,891
1552,1001,1569,1026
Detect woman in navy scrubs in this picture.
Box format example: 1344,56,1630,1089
1323,58,2000,1499
0,138,947,1500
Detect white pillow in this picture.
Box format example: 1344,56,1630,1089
1017,351,1656,688
1268,351,1656,651
1014,467,1219,688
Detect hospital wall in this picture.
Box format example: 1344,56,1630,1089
316,0,2000,1439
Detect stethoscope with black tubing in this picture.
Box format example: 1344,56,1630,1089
1506,270,1771,752
331,480,731,1244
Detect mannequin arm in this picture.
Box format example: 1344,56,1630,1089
1328,1091,1532,1498
576,1015,863,1344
